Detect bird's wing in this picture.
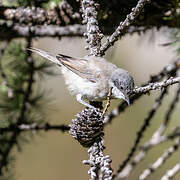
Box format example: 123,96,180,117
56,54,97,83
28,47,98,83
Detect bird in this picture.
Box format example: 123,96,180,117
28,48,134,109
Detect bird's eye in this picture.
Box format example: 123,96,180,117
119,86,123,90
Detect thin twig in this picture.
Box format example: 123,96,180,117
139,138,180,180
0,123,69,134
161,163,180,180
100,0,150,55
113,89,168,179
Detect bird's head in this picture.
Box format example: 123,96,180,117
109,69,134,105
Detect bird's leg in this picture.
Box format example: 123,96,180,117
102,87,113,118
76,94,96,109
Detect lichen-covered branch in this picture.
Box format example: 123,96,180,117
81,0,103,56
139,138,180,180
1,6,60,25
83,140,113,180
100,0,150,55
133,77,180,94
161,163,180,180
0,4,80,25
0,23,86,40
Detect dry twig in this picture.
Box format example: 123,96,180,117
139,138,180,180
161,163,180,180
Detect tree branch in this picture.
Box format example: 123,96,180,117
100,0,150,55
0,4,80,25
133,77,180,94
83,139,113,180
0,23,86,40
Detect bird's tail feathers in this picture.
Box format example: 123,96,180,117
28,47,61,65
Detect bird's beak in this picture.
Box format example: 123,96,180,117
124,96,130,106
115,90,130,105
121,94,130,106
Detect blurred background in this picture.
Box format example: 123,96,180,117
13,32,180,180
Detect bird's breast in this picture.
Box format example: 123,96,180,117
61,67,109,101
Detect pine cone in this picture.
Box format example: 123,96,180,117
69,108,104,147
